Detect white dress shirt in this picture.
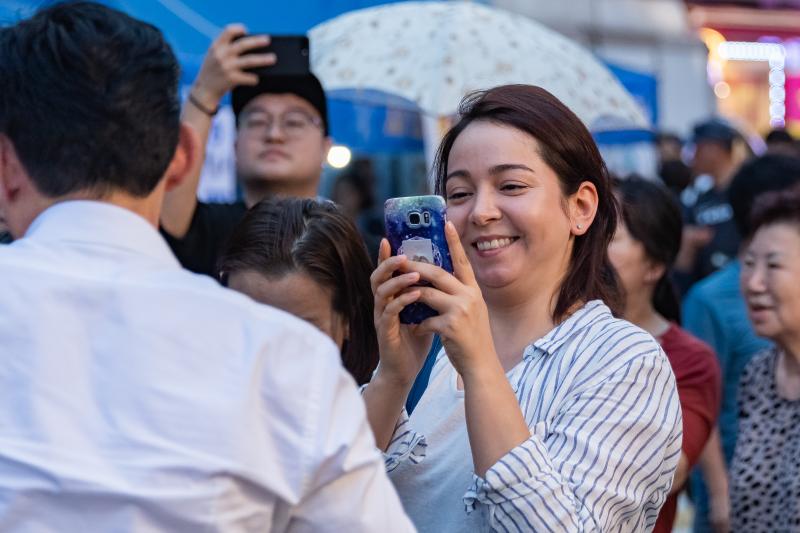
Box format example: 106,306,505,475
0,200,415,532
385,301,682,532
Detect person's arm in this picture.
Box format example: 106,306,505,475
698,428,730,533
459,351,681,532
161,25,274,238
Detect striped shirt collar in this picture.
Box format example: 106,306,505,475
526,300,611,359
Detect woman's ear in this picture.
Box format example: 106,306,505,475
644,260,667,285
569,181,599,236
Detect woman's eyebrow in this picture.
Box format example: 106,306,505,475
488,163,535,175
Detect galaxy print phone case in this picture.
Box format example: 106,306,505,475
384,195,454,324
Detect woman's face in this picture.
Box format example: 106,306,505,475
227,269,348,349
608,218,661,306
444,121,576,298
741,222,800,343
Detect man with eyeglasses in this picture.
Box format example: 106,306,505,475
161,25,332,276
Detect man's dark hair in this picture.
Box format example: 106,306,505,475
435,85,623,321
0,1,180,198
728,154,800,237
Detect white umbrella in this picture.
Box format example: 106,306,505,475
309,1,649,132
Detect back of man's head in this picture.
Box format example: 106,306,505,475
0,1,180,198
728,154,800,237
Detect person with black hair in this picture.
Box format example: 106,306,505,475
683,154,800,533
160,25,332,277
731,186,800,531
608,177,720,533
0,3,412,530
219,197,378,385
675,119,745,293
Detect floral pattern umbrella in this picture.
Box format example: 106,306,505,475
310,1,649,131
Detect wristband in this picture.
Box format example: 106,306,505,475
187,92,219,117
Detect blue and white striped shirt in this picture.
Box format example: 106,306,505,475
385,300,682,532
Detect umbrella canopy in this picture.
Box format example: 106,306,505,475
310,1,649,131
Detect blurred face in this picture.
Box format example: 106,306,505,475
444,121,574,298
608,218,662,307
741,222,800,343
227,269,347,349
235,93,330,193
691,140,728,177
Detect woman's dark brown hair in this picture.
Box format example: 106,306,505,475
434,84,622,320
218,198,378,385
614,176,684,323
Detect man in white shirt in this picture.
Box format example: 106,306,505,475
0,3,413,532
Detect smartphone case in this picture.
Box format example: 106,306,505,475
384,195,454,324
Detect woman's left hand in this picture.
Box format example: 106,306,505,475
409,222,496,378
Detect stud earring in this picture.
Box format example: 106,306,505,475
576,224,583,230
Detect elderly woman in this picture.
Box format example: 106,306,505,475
732,186,800,531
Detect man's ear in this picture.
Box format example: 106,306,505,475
322,136,333,168
163,123,200,193
0,134,25,205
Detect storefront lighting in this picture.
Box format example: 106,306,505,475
718,41,785,62
717,41,786,128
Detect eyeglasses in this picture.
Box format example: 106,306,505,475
240,110,323,139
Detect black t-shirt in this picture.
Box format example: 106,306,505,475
679,187,740,292
161,200,247,277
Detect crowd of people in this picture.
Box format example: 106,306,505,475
1,2,799,532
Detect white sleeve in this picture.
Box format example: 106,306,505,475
286,347,416,533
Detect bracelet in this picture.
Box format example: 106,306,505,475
187,92,219,117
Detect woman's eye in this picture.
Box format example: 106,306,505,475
501,183,526,192
446,191,471,201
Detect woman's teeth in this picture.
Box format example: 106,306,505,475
476,238,514,251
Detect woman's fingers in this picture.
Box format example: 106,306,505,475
444,221,477,286
374,272,420,308
381,289,421,318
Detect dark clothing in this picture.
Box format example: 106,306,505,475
161,201,247,277
652,324,721,533
0,231,11,244
730,348,800,532
677,187,740,294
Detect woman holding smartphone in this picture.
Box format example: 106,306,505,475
363,85,682,532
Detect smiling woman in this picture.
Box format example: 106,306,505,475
732,186,800,532
362,84,682,532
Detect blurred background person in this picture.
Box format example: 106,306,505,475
683,154,800,533
330,158,384,262
218,197,378,385
731,186,800,531
608,176,720,533
764,128,798,157
655,132,692,197
161,25,332,277
675,119,745,295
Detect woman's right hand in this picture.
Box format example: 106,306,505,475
371,239,434,387
189,24,276,112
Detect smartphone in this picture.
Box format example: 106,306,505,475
236,35,310,77
384,195,454,324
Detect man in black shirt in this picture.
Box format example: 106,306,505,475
675,119,742,294
161,25,331,276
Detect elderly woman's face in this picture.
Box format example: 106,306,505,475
741,222,800,342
